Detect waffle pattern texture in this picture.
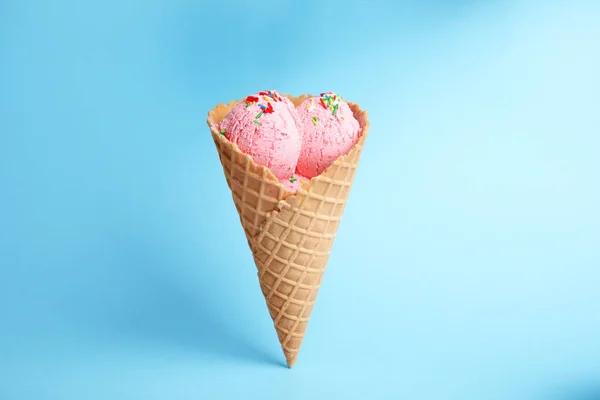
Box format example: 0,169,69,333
207,94,369,367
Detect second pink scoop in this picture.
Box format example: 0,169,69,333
295,93,360,179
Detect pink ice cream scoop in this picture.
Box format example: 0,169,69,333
295,92,360,179
219,90,302,182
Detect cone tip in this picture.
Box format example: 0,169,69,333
284,351,298,368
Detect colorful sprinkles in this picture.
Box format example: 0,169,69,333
312,116,318,126
246,91,278,126
258,90,283,102
219,129,227,135
290,176,297,183
319,92,342,116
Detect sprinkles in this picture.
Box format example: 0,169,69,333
245,96,258,108
319,92,342,116
219,129,227,135
246,91,277,125
258,90,282,102
320,98,327,109
290,176,297,183
312,116,318,126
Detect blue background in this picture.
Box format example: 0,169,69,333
1,0,600,399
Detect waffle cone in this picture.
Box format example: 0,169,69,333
207,94,369,367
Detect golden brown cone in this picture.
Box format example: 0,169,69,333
207,94,369,367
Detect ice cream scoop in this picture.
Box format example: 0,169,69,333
295,92,360,178
219,90,302,182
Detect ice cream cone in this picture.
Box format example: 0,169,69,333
207,94,369,367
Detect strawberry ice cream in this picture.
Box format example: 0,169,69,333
295,92,360,179
219,90,302,182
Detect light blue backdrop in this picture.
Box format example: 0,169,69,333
1,0,599,399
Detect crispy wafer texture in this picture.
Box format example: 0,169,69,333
207,94,369,367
